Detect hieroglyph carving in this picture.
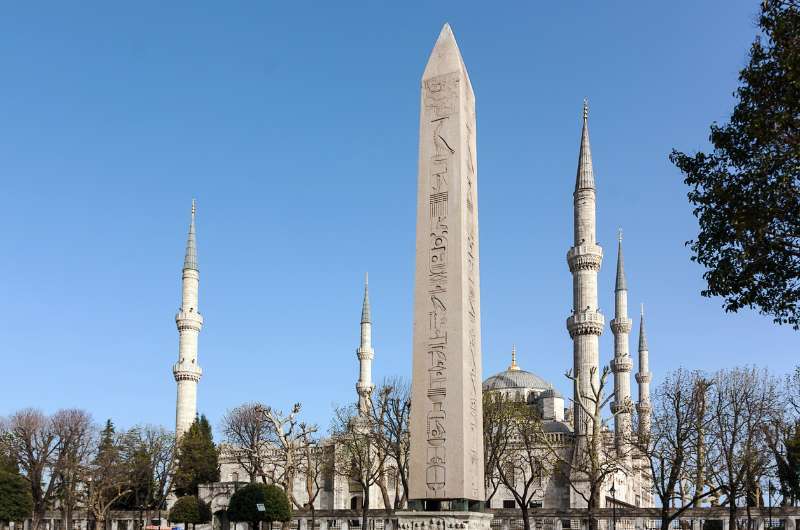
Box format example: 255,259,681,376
422,72,458,494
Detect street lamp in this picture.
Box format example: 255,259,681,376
610,484,616,530
767,482,774,530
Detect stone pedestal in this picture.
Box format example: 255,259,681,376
397,512,493,530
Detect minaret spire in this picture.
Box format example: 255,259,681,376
610,231,633,459
575,98,595,192
566,101,604,437
636,304,652,440
173,200,204,439
356,274,375,415
183,199,198,271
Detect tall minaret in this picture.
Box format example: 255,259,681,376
356,274,375,415
566,100,604,437
636,305,652,440
610,231,633,458
173,200,203,439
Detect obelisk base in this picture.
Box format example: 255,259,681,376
397,511,493,530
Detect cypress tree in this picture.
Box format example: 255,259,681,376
174,415,219,497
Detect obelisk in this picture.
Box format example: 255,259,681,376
405,24,487,520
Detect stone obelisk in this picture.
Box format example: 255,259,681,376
405,25,487,522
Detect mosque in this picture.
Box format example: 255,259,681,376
170,96,654,517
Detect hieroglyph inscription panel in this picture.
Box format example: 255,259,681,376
409,70,484,502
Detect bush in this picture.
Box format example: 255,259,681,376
227,484,291,530
169,496,211,529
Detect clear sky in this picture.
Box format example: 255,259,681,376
0,1,796,434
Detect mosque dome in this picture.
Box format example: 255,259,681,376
482,345,552,393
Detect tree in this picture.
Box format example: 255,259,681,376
2,408,92,530
221,403,273,483
168,495,211,530
0,468,33,524
709,367,780,530
297,433,325,530
174,415,220,497
228,483,291,530
638,369,721,530
330,403,386,530
670,0,800,329
486,392,551,530
52,410,95,530
541,366,626,530
115,425,176,523
483,392,510,506
367,377,411,509
258,403,317,511
88,420,133,530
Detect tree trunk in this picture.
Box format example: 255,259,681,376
520,506,530,530
728,500,737,530
362,486,370,530
309,506,316,530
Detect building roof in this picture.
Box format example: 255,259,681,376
483,367,552,393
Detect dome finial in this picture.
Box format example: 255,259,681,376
509,344,520,371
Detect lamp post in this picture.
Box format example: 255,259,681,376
610,484,616,530
767,482,774,530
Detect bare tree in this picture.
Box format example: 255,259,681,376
539,366,625,530
483,392,509,506
709,367,780,530
258,403,318,510
2,408,77,530
489,393,551,530
297,431,326,530
330,403,386,530
220,403,273,483
368,377,411,509
52,410,95,530
637,368,720,530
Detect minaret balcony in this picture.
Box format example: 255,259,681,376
566,310,605,337
566,244,603,272
610,317,632,334
636,399,652,413
356,346,374,360
610,356,633,373
635,372,652,384
176,310,204,331
173,363,202,382
610,397,634,415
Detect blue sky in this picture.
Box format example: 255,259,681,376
0,1,796,434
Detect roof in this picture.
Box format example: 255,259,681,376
483,368,552,392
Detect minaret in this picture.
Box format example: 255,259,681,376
636,305,652,440
173,200,203,439
566,100,604,437
356,274,375,415
610,230,633,458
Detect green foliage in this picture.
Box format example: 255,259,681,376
227,483,291,527
670,0,800,329
0,470,33,523
0,446,17,475
168,496,211,526
780,421,800,501
174,415,219,497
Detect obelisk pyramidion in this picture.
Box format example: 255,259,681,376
408,23,485,510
